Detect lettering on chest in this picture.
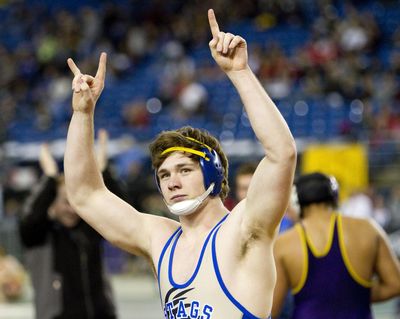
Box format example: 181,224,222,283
164,287,214,319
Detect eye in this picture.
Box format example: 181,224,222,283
159,172,170,180
181,168,191,174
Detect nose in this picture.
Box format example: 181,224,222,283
167,174,181,190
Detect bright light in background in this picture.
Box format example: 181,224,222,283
349,99,364,123
220,130,234,144
327,92,344,108
146,97,162,114
223,113,237,129
294,100,309,116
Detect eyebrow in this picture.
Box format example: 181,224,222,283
157,163,196,176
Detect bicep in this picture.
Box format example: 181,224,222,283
374,226,400,285
244,157,295,234
75,188,154,256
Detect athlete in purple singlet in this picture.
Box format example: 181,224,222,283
272,172,400,319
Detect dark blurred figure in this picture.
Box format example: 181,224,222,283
19,130,123,319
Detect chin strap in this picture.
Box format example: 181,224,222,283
166,183,215,216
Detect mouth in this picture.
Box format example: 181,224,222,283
170,195,187,202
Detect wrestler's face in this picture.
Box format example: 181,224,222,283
157,152,205,205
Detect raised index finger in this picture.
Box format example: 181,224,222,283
67,58,81,76
95,52,107,81
208,9,220,39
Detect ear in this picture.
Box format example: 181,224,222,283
154,169,162,194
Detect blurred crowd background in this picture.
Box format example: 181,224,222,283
0,0,400,312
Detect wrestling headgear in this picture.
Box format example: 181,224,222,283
155,136,224,197
295,172,339,208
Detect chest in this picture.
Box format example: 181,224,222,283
170,240,208,284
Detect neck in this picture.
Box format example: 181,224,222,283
302,204,335,221
179,198,229,234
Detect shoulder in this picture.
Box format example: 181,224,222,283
274,225,301,256
339,214,381,244
146,214,179,234
277,223,301,241
149,216,180,266
146,215,180,246
276,226,298,241
339,214,378,233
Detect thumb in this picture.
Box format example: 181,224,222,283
80,81,93,103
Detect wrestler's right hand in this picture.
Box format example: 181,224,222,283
67,52,107,113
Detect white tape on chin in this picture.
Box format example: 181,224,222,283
166,184,215,216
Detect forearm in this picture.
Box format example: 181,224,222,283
64,111,105,207
228,67,296,233
371,279,400,302
371,224,400,302
227,67,295,160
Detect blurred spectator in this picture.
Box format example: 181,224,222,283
122,99,150,129
224,161,258,210
113,145,155,213
1,0,399,148
19,130,124,319
0,249,26,303
373,193,391,230
177,75,208,118
341,188,374,219
258,43,293,100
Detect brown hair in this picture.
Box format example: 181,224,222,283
149,126,230,200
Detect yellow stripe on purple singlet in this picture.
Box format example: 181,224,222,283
337,214,372,288
292,224,309,294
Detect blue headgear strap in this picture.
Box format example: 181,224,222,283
155,137,223,196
